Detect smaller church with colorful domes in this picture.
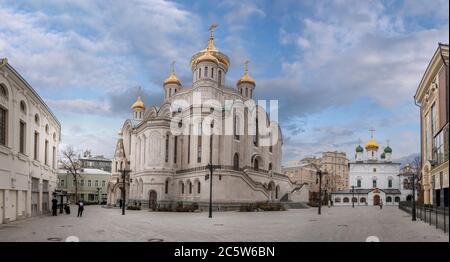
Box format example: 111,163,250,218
331,131,413,206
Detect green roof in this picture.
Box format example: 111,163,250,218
384,146,392,153
356,145,364,152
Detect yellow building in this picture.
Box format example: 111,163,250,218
414,43,449,207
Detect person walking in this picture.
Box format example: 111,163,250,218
119,199,123,209
77,199,84,217
379,199,383,210
51,197,58,216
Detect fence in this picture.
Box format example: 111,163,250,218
399,201,449,234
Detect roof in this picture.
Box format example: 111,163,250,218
58,168,111,175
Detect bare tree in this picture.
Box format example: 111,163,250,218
60,146,82,203
410,155,422,202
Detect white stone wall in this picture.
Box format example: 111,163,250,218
0,63,60,224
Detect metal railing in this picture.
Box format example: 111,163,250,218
399,201,448,233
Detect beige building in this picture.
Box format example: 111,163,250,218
283,151,349,193
321,151,349,191
414,43,449,207
0,58,61,224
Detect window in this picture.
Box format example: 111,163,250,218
373,168,376,172
115,162,118,172
386,196,392,202
44,140,48,165
254,158,259,170
181,182,184,194
433,126,448,165
352,197,357,203
431,102,437,136
204,67,208,77
174,136,178,163
197,181,201,194
102,181,106,187
268,163,272,171
211,67,214,78
360,197,366,203
33,131,39,160
197,123,202,163
218,70,222,85
165,133,169,163
188,127,191,164
34,114,39,125
18,121,26,153
245,88,248,97
52,146,56,168
233,153,239,171
60,180,64,187
72,180,75,187
88,180,91,187
0,84,7,98
372,179,377,188
189,181,192,194
275,186,279,199
80,180,84,186
165,180,169,194
95,180,99,187
343,197,349,203
394,197,400,203
335,197,341,203
0,107,6,146
388,179,393,188
234,110,240,140
45,124,49,134
20,101,26,114
357,179,361,188
198,68,201,78
254,118,258,146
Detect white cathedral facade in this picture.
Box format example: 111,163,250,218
106,27,308,210
331,135,413,206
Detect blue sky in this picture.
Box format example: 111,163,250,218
0,0,448,162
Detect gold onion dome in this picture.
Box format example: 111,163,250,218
195,48,219,65
191,24,230,70
131,96,145,110
237,61,255,85
365,139,379,150
163,72,181,86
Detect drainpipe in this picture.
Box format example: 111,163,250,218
414,91,423,203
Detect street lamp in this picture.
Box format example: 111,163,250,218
206,121,215,218
118,162,132,215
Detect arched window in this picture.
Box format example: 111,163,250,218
254,158,259,171
174,136,178,163
275,185,279,199
388,178,393,188
165,133,169,163
45,124,49,134
233,153,239,171
20,101,26,114
343,197,349,203
204,67,208,77
34,114,40,125
0,84,7,99
357,179,361,188
394,196,400,202
115,162,118,172
352,197,357,203
211,67,214,78
165,180,169,194
197,181,201,194
253,118,259,146
197,122,202,163
360,197,366,203
181,182,185,194
120,161,123,171
386,196,392,202
245,88,248,96
0,85,7,146
268,163,272,171
189,181,192,194
198,68,201,78
233,110,240,140
372,179,377,188
218,70,222,85
335,197,341,203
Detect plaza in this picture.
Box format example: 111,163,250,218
0,205,446,242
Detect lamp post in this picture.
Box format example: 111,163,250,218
118,163,131,215
206,121,214,218
317,170,325,215
351,185,355,208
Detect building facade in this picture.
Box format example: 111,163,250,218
57,168,110,204
0,58,61,224
331,135,410,206
79,150,112,172
283,161,319,192
107,27,308,210
321,151,349,191
414,43,449,208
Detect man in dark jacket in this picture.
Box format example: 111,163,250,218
52,197,58,216
77,200,84,217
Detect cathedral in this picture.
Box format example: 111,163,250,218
331,132,413,206
106,26,308,210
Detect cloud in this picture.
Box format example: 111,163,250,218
46,98,111,114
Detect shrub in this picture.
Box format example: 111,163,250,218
127,205,141,210
240,202,285,212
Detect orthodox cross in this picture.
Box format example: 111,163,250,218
369,127,376,139
171,61,176,74
208,23,218,37
244,60,250,73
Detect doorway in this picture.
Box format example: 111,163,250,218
149,190,157,211
373,195,380,206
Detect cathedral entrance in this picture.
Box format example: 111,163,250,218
149,190,157,211
373,195,380,206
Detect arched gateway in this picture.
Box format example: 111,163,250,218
149,190,157,210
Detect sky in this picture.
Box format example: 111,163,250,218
0,0,448,163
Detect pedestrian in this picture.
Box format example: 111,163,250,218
77,199,84,217
119,199,123,209
51,197,58,216
379,199,383,210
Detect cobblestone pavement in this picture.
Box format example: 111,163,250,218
0,205,447,242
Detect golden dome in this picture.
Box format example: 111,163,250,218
131,96,145,110
195,48,219,65
163,72,181,86
237,61,255,85
365,139,379,150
